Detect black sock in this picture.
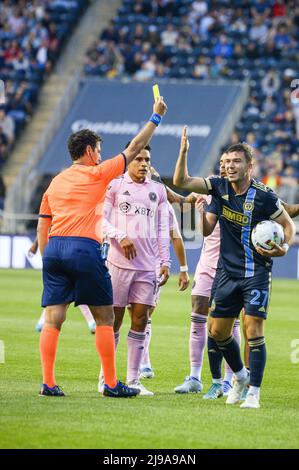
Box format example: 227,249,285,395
248,337,266,387
207,335,223,380
216,336,243,373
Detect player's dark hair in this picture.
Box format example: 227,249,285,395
67,129,102,161
226,143,253,163
125,141,151,152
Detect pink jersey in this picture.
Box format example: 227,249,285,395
103,173,170,271
198,194,220,270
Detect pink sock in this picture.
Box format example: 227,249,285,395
78,305,94,323
141,319,152,368
99,331,120,380
189,313,207,380
126,329,146,383
224,319,242,381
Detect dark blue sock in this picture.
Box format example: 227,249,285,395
216,336,243,373
248,337,266,387
207,335,223,380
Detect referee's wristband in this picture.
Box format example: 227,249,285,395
282,243,289,252
180,265,188,272
149,113,162,126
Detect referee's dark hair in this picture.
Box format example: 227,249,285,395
125,141,151,152
226,143,253,163
68,129,102,161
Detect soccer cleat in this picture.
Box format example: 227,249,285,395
127,380,154,396
139,366,155,379
240,392,260,409
222,380,233,396
98,376,104,393
103,380,140,398
35,320,44,332
174,376,202,394
226,373,250,405
39,384,65,397
203,383,223,400
88,320,96,334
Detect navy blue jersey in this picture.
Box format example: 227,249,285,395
205,177,283,278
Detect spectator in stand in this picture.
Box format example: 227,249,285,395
251,0,271,20
261,70,281,96
213,34,233,58
273,22,293,50
0,106,15,146
249,16,269,43
100,21,119,44
192,55,209,79
161,24,178,47
262,166,282,191
272,0,287,19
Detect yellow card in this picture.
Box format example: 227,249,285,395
153,84,160,101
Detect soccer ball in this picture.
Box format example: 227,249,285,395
251,220,284,250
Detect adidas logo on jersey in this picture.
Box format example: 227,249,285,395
123,191,131,196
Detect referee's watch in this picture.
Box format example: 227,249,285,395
180,265,188,272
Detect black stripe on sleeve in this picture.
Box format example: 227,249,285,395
204,178,210,194
121,152,127,173
39,214,52,219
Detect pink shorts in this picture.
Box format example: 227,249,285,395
191,262,216,298
108,262,157,307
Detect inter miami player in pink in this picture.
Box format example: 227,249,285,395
102,144,170,396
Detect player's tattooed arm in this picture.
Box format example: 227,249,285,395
281,201,299,219
173,126,209,194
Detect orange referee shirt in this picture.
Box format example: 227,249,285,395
39,154,125,243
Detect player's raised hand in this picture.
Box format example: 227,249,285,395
158,265,170,287
153,97,167,116
180,126,189,153
120,237,137,260
178,272,189,291
255,242,287,258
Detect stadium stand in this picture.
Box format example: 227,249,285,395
83,0,299,203
0,0,87,167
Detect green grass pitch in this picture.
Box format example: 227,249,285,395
0,269,299,449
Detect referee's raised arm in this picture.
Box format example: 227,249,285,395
123,97,167,165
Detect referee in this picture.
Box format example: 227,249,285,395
37,97,167,397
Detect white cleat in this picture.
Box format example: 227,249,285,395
127,380,154,396
226,373,250,405
139,367,155,379
240,393,260,409
174,376,202,394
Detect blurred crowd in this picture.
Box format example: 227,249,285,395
0,0,86,168
84,0,299,203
